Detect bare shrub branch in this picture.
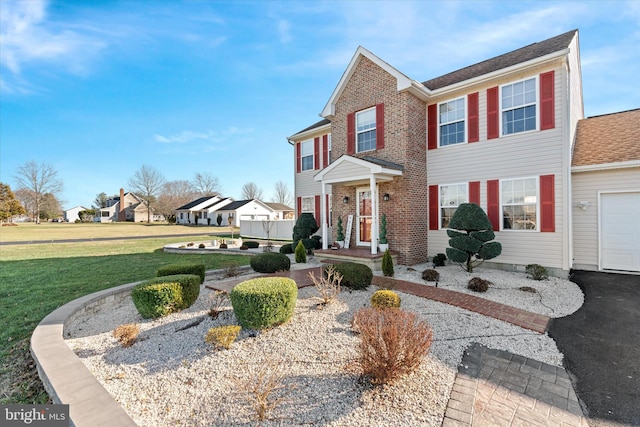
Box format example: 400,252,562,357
113,324,140,347
233,361,295,421
308,266,342,306
208,291,230,318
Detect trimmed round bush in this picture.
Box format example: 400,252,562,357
433,253,447,267
279,243,293,254
329,262,373,290
422,269,440,282
132,274,201,319
244,241,260,249
468,277,492,292
157,262,205,283
230,277,298,329
371,290,401,309
250,252,291,273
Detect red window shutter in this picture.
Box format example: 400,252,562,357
322,135,329,168
469,181,480,205
347,112,355,154
540,174,555,232
296,196,302,217
468,92,479,143
487,179,499,231
376,103,385,149
313,137,320,170
540,71,555,130
428,185,439,230
314,195,321,225
296,143,301,173
427,104,437,150
487,86,499,139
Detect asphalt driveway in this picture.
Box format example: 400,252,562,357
549,270,640,426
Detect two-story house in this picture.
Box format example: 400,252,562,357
289,29,585,277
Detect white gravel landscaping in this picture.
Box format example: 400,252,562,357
64,259,583,426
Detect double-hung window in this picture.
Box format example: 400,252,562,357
301,196,314,214
356,107,376,152
439,98,465,146
439,183,468,228
502,77,537,135
327,134,332,164
300,140,314,171
501,177,537,230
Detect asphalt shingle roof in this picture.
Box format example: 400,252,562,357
176,197,216,210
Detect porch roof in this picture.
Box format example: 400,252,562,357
314,155,403,185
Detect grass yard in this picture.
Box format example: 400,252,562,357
0,226,252,404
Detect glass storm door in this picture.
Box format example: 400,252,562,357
357,189,372,246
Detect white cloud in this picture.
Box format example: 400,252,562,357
278,19,292,44
154,127,254,147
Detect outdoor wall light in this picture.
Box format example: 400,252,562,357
343,196,349,204
383,193,390,201
577,201,591,210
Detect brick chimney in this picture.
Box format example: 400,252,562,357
118,188,126,222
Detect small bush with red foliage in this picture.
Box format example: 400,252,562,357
353,307,433,384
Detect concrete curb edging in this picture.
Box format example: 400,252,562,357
30,282,141,427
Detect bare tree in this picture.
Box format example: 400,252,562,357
241,182,264,200
193,172,222,197
127,165,165,223
13,161,63,224
271,181,293,206
156,180,198,223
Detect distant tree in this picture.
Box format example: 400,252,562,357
241,182,263,200
127,165,165,223
193,172,222,197
93,192,109,209
156,180,198,223
0,183,26,223
13,161,63,224
78,208,96,222
272,181,293,206
39,193,62,221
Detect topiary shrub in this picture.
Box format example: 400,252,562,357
311,235,322,248
244,241,260,249
328,263,372,290
371,290,401,309
131,274,201,319
157,262,206,283
250,252,291,273
205,325,242,350
525,264,549,281
294,240,307,263
292,212,319,252
433,253,447,267
422,269,440,282
468,277,492,292
381,249,394,277
301,238,318,253
230,277,298,330
279,243,293,254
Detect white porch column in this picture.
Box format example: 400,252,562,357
321,182,328,250
370,175,378,255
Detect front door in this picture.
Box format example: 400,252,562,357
357,188,372,246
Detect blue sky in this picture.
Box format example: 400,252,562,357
1,0,639,210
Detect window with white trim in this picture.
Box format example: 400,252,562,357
439,183,468,228
356,107,376,152
439,98,466,146
501,177,538,230
502,77,537,135
301,196,314,214
328,134,332,164
300,140,313,171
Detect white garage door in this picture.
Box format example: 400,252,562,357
601,192,640,272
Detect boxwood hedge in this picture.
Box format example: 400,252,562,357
131,274,201,319
230,277,298,329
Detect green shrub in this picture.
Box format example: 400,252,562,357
294,240,307,263
230,277,298,330
328,263,372,290
381,249,394,277
250,252,291,273
205,325,241,350
422,269,439,282
292,213,319,242
468,277,492,292
240,245,249,250
244,241,260,249
279,243,293,254
371,290,401,309
198,243,206,249
433,253,447,267
157,262,206,283
131,274,201,319
526,264,549,281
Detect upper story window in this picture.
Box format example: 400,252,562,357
300,140,314,171
328,134,332,164
439,183,468,228
439,98,465,146
502,77,537,135
356,107,376,152
501,177,537,230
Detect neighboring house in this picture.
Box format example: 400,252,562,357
571,109,640,273
214,200,275,227
97,189,158,222
264,202,295,220
175,196,233,225
288,29,623,277
63,206,87,223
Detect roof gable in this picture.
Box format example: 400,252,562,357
176,196,219,211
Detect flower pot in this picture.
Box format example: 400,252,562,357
379,243,389,252
335,240,345,249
